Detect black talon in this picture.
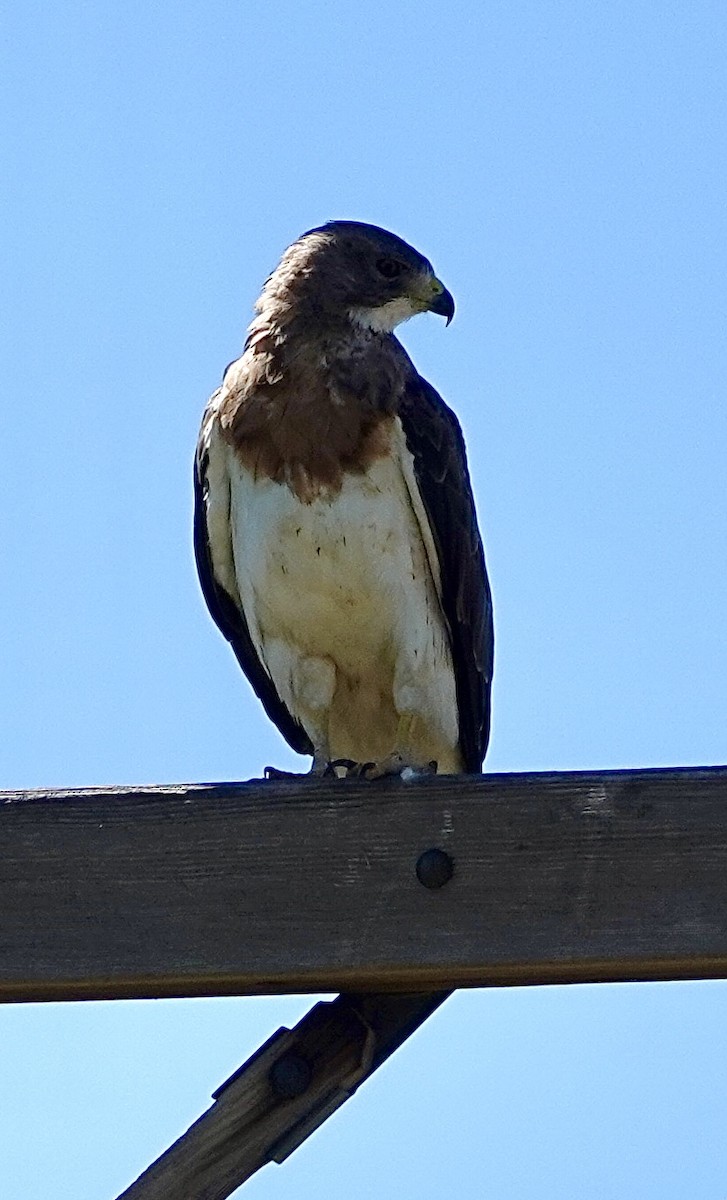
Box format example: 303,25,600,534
323,757,358,778
264,766,302,780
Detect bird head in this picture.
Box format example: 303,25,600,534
258,221,454,334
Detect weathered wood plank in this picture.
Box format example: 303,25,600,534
115,991,447,1200
2,766,727,1002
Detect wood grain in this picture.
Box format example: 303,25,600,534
3,765,727,1002
115,991,447,1199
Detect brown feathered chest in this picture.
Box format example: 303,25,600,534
217,326,409,503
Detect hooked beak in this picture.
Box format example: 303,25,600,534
428,278,455,325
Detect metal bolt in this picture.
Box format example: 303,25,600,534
415,847,454,889
269,1051,312,1099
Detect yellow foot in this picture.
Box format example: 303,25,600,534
356,754,438,780
352,712,437,778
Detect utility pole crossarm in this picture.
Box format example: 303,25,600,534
6,765,727,1198
2,765,727,1002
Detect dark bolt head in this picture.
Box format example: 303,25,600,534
269,1051,312,1099
415,847,454,889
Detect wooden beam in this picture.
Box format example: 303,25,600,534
115,991,448,1200
3,765,727,1002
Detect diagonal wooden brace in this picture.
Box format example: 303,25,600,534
116,990,448,1200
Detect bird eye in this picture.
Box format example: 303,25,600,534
376,256,405,279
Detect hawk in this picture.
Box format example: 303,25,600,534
194,221,493,775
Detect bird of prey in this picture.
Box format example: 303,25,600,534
194,221,493,776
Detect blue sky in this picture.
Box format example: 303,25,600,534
2,1,727,1196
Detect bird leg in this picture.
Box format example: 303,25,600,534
349,715,438,780
265,756,357,780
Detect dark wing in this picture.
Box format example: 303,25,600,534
399,376,494,771
193,416,314,756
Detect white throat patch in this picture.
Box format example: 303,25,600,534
349,297,420,333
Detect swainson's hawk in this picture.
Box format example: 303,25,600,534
194,221,493,775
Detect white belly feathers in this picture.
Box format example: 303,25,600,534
220,416,461,770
